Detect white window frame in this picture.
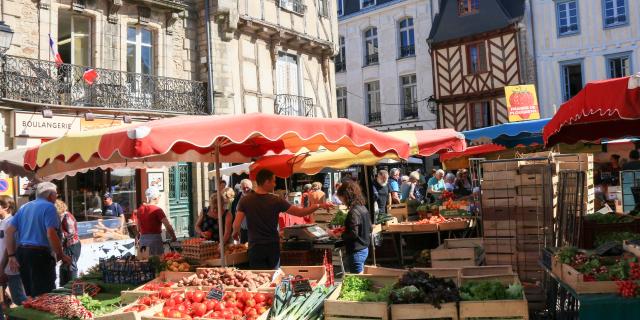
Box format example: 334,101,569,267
602,0,628,28
318,0,329,17
560,59,584,102
336,87,347,118
58,12,92,66
365,81,381,123
556,0,580,37
606,52,633,79
360,0,376,10
363,27,378,66
127,26,154,75
398,17,415,58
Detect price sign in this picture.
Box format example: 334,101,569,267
72,283,85,296
207,287,224,301
291,278,312,296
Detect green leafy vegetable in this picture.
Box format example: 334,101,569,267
339,275,392,302
459,281,523,301
595,232,640,247
330,210,347,226
390,270,459,308
584,214,634,224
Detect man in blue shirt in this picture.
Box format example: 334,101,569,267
388,168,401,204
6,182,71,297
102,193,124,218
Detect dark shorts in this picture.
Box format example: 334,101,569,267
248,242,280,270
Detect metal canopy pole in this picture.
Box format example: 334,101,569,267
214,146,225,266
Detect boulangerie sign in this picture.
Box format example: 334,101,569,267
14,112,80,138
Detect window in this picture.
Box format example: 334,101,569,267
561,61,583,101
280,0,306,15
469,101,491,129
364,27,378,66
127,26,154,75
399,18,415,58
401,74,418,119
361,0,375,9
337,0,343,16
336,36,346,72
337,87,347,118
318,0,329,17
276,52,302,115
603,0,627,27
556,1,579,36
458,0,479,16
365,81,381,123
606,53,632,79
466,42,487,74
58,11,92,66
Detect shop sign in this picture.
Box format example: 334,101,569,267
14,113,80,138
0,177,13,196
504,84,541,122
81,118,123,131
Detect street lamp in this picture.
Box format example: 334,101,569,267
0,21,14,55
427,95,438,114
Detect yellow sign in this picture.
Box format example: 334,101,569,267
81,118,123,131
0,177,13,196
504,84,541,122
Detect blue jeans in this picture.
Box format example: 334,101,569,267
8,274,27,305
347,248,369,274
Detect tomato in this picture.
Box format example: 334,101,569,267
163,306,173,316
186,291,195,302
160,287,173,299
235,301,244,310
169,310,183,318
244,298,256,308
192,302,207,317
210,311,222,318
174,295,185,303
253,293,266,304
214,302,226,311
266,297,273,306
225,292,236,300
205,300,217,311
244,307,257,316
257,306,267,315
165,299,176,308
176,304,187,313
193,291,205,303
154,312,164,317
225,301,236,308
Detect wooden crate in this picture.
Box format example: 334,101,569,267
560,263,619,294
97,303,162,320
485,253,517,266
121,272,193,304
181,241,218,260
460,265,513,277
443,238,484,248
314,210,335,223
431,246,483,268
459,275,528,319
514,173,544,186
325,276,397,320
483,237,516,254
483,170,518,181
362,266,459,285
383,223,415,233
482,188,517,198
202,250,248,266
438,220,470,231
390,205,409,222
390,302,458,320
411,223,438,232
279,265,327,285
481,179,516,190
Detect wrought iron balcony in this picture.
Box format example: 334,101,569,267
368,111,381,123
400,45,415,58
402,104,418,119
335,60,346,73
274,94,315,117
0,55,207,115
364,53,379,66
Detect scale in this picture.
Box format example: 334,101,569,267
283,224,330,242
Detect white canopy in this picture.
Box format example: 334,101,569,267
207,163,251,179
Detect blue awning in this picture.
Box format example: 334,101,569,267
463,118,550,148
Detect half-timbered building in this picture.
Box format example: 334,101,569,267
428,0,536,130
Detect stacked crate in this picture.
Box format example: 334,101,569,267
480,159,554,284
554,153,595,213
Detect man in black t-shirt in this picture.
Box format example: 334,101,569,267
233,169,333,270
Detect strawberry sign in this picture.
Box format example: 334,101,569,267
504,84,541,122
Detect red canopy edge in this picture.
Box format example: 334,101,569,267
440,144,506,162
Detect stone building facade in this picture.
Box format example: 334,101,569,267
0,0,339,237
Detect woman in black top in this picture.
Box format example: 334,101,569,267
336,182,372,274
195,193,232,244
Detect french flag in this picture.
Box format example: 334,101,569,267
48,34,63,66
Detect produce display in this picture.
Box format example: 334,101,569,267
140,281,176,291
459,281,523,301
177,268,273,290
200,290,273,319
89,219,129,241
338,275,393,302
387,216,468,229
595,232,640,247
78,294,120,317
180,240,248,261
23,294,93,319
162,252,193,272
99,256,156,285
584,214,635,224
556,247,635,282
330,210,347,226
268,282,335,320
389,270,459,308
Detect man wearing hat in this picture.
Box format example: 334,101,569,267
103,193,125,229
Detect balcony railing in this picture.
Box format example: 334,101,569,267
335,60,346,73
402,104,418,119
275,94,315,117
400,45,415,58
364,53,379,66
0,55,207,114
280,0,306,15
368,111,381,123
